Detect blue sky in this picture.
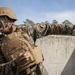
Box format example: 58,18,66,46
0,0,75,24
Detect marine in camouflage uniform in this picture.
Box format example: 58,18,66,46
0,7,50,75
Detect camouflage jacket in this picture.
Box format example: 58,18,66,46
0,24,50,75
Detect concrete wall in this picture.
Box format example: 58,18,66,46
36,35,75,75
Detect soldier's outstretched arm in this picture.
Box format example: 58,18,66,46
21,24,51,43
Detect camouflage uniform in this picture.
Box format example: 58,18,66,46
0,23,50,75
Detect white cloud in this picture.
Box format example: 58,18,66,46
46,11,75,24
15,10,75,25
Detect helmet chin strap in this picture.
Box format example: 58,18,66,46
5,16,9,23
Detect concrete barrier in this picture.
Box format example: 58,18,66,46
36,35,75,75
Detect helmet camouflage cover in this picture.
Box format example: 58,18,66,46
0,7,17,21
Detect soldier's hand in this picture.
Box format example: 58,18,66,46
15,52,30,66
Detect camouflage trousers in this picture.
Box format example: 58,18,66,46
19,65,48,75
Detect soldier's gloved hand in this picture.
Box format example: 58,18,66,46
14,52,30,66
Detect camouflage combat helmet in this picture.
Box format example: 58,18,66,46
0,7,17,21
